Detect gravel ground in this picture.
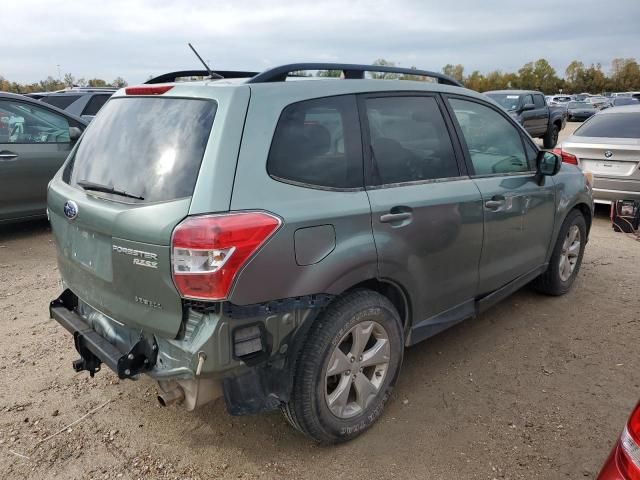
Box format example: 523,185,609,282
1,122,639,479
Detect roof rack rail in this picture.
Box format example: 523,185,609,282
246,63,463,87
145,70,259,84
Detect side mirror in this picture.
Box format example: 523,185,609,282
69,126,82,143
537,151,561,176
521,103,536,112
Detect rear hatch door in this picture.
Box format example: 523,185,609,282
49,92,221,338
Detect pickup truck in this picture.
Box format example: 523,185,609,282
484,90,567,149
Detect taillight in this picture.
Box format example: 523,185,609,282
125,85,173,95
617,404,640,479
552,148,579,165
171,212,281,301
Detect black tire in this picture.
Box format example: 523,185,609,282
543,123,560,149
283,289,404,444
533,209,586,296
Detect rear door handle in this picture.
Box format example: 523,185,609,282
380,212,412,223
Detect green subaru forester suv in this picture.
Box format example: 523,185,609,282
47,63,593,443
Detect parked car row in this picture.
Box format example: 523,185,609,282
25,86,116,121
555,104,640,205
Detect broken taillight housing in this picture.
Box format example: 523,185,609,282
171,212,281,301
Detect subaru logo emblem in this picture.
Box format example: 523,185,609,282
604,150,613,158
63,200,78,220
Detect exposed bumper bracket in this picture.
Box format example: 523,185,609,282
50,290,157,379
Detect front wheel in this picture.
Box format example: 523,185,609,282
283,289,404,443
533,210,586,295
543,124,560,149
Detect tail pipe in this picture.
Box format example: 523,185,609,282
157,387,185,407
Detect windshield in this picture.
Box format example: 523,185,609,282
575,112,640,138
64,97,216,203
554,97,572,102
567,102,593,109
485,93,521,111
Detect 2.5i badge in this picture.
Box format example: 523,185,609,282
112,244,158,269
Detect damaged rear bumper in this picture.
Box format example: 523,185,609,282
49,289,331,415
50,289,157,379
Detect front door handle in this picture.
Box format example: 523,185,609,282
0,152,18,161
380,212,412,223
484,196,506,210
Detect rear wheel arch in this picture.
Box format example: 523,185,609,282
343,279,411,336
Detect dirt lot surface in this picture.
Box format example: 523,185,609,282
2,122,639,479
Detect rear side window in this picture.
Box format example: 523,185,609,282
41,95,81,109
575,113,640,138
365,96,459,185
267,95,363,189
81,94,112,116
533,95,546,108
64,97,216,203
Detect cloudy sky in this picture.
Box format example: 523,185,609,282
3,0,639,84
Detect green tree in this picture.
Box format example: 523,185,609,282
370,58,400,80
63,73,75,88
87,78,108,87
442,64,464,83
111,77,128,87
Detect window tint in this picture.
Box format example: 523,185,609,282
65,97,215,203
82,94,112,116
575,112,640,138
524,138,539,169
267,95,362,189
522,94,534,106
41,95,81,110
365,96,459,185
533,95,546,108
450,98,529,175
0,100,69,144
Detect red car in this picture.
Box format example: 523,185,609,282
598,403,640,479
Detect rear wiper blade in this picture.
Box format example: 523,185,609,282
77,180,144,200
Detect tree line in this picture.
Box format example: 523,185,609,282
0,73,127,94
2,57,639,94
320,57,640,94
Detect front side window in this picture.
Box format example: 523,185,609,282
522,94,534,106
0,100,69,144
365,96,459,185
533,95,546,108
449,98,529,176
267,95,362,189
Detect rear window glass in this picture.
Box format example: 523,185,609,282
267,95,363,189
64,97,216,203
42,95,81,109
575,113,640,138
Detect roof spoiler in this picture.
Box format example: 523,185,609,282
246,63,463,87
145,70,259,84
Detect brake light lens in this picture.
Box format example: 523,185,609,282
125,85,173,95
171,212,281,300
552,148,579,165
599,403,640,480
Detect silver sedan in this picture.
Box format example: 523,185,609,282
554,104,640,204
